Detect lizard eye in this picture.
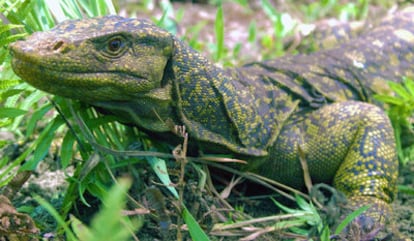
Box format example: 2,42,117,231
103,36,127,57
108,38,123,52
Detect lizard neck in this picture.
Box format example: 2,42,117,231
170,38,297,156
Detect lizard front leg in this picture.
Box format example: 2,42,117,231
261,101,398,226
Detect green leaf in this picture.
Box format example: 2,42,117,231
261,0,279,22
398,185,414,195
77,0,116,17
334,205,370,234
187,21,207,50
0,107,27,118
320,224,331,241
26,103,53,137
34,195,78,241
0,24,25,36
248,21,257,43
0,88,24,99
45,0,82,21
0,32,27,47
388,81,411,101
403,76,414,97
21,116,65,170
61,131,76,168
146,156,179,198
214,4,224,61
103,0,116,15
28,0,56,30
295,195,314,212
87,178,138,241
70,215,92,241
374,94,404,105
271,197,304,214
10,87,45,130
182,206,210,241
156,0,176,34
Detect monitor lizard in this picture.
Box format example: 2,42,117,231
9,7,414,236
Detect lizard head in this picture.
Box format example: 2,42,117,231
10,15,174,104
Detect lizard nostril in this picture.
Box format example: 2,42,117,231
52,40,64,51
51,40,71,54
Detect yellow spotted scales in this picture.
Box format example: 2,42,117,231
9,7,414,231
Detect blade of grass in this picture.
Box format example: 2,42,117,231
34,195,78,241
182,206,210,241
214,5,224,61
334,205,370,234
146,156,179,198
0,107,26,118
403,77,414,96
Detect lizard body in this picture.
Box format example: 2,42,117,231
9,7,414,229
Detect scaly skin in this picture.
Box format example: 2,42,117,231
9,8,414,230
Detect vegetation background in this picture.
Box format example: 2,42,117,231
0,0,413,240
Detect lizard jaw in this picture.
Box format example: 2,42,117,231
10,43,149,103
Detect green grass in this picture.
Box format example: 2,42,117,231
0,0,412,240
375,77,414,165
